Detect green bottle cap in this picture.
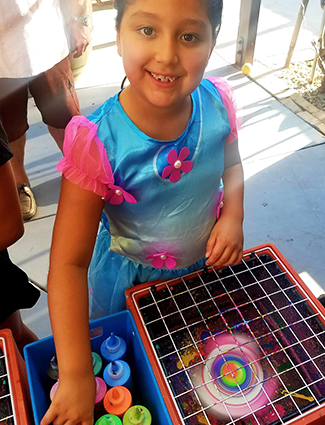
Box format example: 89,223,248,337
95,414,123,425
92,352,103,376
123,406,152,425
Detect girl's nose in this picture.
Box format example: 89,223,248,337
155,36,179,65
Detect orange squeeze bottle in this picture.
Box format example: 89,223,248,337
103,386,132,419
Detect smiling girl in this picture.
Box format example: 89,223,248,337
42,0,244,423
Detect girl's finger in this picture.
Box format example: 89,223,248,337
234,251,243,265
212,247,232,268
220,249,243,270
210,245,242,270
206,243,226,266
205,233,217,259
41,410,57,425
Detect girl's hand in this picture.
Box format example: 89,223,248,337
205,215,243,269
40,374,96,425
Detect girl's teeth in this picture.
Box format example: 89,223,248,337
151,72,176,82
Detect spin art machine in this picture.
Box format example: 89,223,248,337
0,329,33,425
125,244,325,425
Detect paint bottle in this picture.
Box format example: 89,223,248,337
49,377,107,417
103,386,132,419
47,353,59,380
93,352,103,376
95,414,123,425
47,351,102,379
103,361,134,394
122,406,152,425
95,377,108,419
49,380,59,401
101,333,127,362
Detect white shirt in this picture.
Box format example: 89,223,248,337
0,0,69,78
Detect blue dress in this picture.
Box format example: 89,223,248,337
58,77,238,318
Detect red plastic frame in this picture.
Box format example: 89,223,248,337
0,328,33,425
125,243,325,425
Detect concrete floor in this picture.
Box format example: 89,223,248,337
8,0,325,339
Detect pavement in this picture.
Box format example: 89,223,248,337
8,0,325,339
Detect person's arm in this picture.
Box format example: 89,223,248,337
60,0,91,58
0,160,24,250
205,139,244,268
41,176,105,425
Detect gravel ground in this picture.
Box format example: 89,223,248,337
277,59,325,110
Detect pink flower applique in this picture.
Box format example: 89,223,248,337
162,147,193,183
146,252,178,269
105,184,137,205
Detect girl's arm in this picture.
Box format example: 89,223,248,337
41,176,105,425
0,161,24,250
205,140,244,268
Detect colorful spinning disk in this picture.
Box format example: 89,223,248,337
192,334,275,419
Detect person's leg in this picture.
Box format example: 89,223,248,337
9,134,29,184
0,311,38,357
47,126,65,151
9,134,37,220
30,56,80,153
0,78,37,220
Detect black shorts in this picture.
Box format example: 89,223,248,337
0,250,40,323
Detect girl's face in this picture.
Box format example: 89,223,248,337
117,0,215,111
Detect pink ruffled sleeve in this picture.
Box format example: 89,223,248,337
56,115,114,198
206,76,240,144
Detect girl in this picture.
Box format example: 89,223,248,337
42,0,244,424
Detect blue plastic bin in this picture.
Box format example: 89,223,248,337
24,310,172,425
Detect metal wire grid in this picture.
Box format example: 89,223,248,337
0,338,17,425
131,247,325,425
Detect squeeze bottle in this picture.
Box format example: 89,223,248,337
104,386,132,418
95,377,108,418
50,380,59,401
93,351,103,376
47,351,102,379
103,361,134,394
123,406,152,425
47,353,59,380
95,414,123,425
49,377,108,418
101,333,127,362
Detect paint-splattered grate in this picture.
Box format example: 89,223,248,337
126,245,325,425
0,338,17,425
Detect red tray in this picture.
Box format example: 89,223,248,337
126,243,325,425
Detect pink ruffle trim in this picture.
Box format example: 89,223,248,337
206,76,241,144
57,116,138,204
57,116,114,198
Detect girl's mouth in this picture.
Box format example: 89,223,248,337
150,72,178,83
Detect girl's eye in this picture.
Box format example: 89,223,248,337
140,27,154,36
182,33,197,42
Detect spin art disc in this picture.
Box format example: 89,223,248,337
193,334,273,419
